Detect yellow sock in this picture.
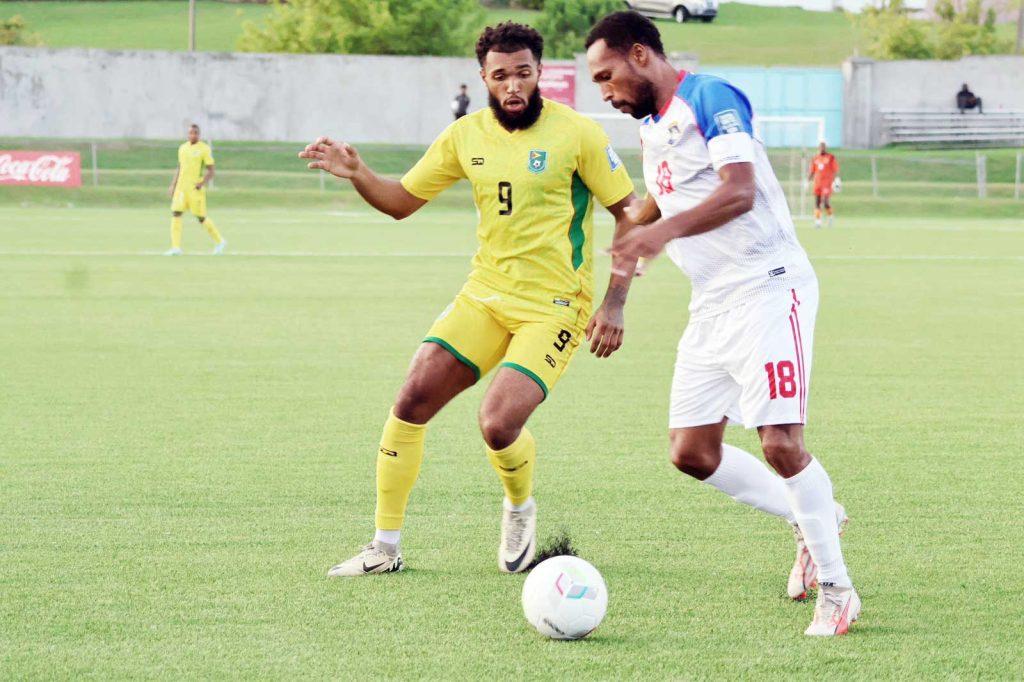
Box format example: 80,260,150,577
374,408,427,530
486,428,535,506
814,208,822,220
201,217,223,244
826,207,834,216
170,216,182,248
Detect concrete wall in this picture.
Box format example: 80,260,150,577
16,47,1022,151
0,47,490,145
843,55,1024,148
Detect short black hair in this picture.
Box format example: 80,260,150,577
475,22,543,67
189,123,200,130
585,10,665,56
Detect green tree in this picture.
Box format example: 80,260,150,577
0,15,43,47
857,0,932,59
238,0,483,56
535,0,622,59
856,0,1011,60
932,0,1009,59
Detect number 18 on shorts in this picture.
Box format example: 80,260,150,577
669,282,818,429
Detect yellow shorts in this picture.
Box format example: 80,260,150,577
171,185,207,217
424,280,589,399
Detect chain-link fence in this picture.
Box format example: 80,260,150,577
3,138,1022,216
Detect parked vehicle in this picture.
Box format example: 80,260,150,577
625,0,719,23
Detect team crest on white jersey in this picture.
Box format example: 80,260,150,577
667,123,683,146
528,149,548,174
713,109,742,134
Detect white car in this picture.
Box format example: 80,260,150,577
625,0,719,23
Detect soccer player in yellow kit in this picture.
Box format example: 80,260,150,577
165,124,226,255
300,22,640,577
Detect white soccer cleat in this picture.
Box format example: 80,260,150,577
326,541,404,578
787,523,817,601
212,241,227,255
164,247,183,256
498,497,536,574
827,216,834,228
805,584,861,636
787,503,848,601
814,219,822,228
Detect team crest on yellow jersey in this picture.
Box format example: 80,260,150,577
528,150,548,174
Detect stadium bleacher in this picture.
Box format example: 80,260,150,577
879,109,1024,146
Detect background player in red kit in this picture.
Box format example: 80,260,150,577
808,142,839,228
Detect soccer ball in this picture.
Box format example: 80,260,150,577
521,556,608,640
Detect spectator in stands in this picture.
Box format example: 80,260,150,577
452,84,470,120
957,84,983,114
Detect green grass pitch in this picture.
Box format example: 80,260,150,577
1,204,1022,677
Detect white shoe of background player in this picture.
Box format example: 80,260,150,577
212,241,227,255
164,247,183,256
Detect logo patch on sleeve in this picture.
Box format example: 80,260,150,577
713,109,742,134
605,144,622,171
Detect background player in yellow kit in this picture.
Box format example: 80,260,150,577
166,124,226,255
299,22,639,577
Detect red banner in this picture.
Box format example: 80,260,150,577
0,151,82,187
539,63,576,109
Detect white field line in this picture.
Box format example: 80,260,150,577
0,251,1021,261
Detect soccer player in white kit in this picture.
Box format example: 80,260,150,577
585,11,860,636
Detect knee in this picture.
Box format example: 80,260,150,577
478,410,520,451
669,442,719,480
761,433,809,476
393,380,435,424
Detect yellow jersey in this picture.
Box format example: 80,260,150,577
401,99,633,309
176,141,214,187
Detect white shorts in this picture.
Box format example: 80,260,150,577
669,280,818,429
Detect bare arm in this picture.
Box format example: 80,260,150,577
196,165,214,190
611,163,755,260
585,192,640,358
299,137,425,220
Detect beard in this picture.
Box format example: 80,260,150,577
624,78,660,120
489,87,544,131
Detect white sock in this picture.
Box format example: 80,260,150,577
782,457,851,587
505,497,535,513
374,529,401,546
703,444,797,524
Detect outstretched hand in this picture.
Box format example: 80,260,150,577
585,303,624,358
611,221,675,261
298,137,362,179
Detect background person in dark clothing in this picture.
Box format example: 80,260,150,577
452,84,470,120
957,84,983,114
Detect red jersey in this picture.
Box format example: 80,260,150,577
809,153,839,193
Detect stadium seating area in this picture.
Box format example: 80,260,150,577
879,109,1024,146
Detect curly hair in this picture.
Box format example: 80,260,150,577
475,22,543,67
585,10,665,56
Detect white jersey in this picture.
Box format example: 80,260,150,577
640,71,814,319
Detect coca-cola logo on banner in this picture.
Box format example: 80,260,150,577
0,151,82,187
